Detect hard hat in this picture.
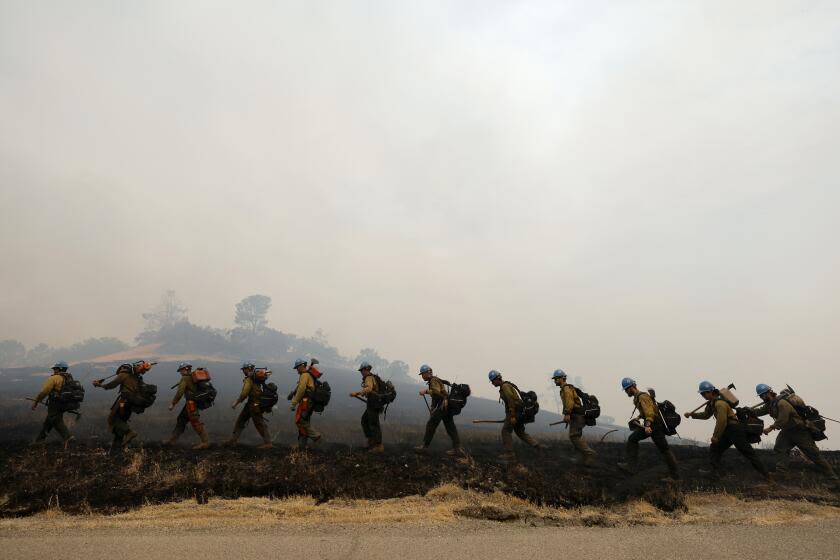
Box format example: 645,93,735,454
358,361,372,371
488,369,502,381
552,369,567,379
177,362,192,371
419,364,432,375
755,383,773,397
241,361,255,370
698,380,717,393
52,361,69,370
293,358,307,369
621,377,636,391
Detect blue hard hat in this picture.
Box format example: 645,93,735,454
177,362,192,371
419,364,432,375
488,369,502,381
552,369,567,379
621,377,636,391
293,358,308,369
241,361,255,370
52,361,69,370
756,383,773,397
698,380,717,393
358,361,372,371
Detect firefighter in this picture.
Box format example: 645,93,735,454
350,361,384,453
93,360,154,452
685,381,769,479
164,362,210,449
754,384,837,480
226,362,272,449
30,361,74,448
290,357,322,449
552,369,595,465
617,377,679,479
488,370,540,460
414,364,461,455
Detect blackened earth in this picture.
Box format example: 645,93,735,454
1,441,837,516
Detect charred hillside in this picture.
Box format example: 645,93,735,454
1,441,837,517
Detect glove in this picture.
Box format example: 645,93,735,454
290,403,297,411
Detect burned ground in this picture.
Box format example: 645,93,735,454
1,440,837,517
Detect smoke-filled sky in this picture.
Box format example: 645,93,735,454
2,1,839,443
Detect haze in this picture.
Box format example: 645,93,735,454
2,1,839,444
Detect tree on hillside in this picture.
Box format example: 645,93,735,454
234,294,272,333
142,290,188,331
0,339,26,367
353,349,416,384
354,348,388,369
25,343,54,366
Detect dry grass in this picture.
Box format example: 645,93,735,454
1,485,838,532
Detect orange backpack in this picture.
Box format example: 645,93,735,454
191,367,211,383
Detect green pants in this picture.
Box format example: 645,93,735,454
423,407,460,447
710,424,768,477
501,417,538,450
233,402,270,443
625,424,678,477
775,425,836,477
361,406,382,444
108,399,134,444
36,402,71,442
568,414,594,457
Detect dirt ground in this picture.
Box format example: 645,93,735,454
3,520,840,560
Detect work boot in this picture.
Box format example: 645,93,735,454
582,453,596,466
63,436,75,450
414,445,430,455
499,450,516,461
369,444,385,454
310,434,322,444
162,435,178,446
29,439,46,447
257,442,273,450
616,462,633,474
122,431,138,448
445,446,463,457
192,432,210,450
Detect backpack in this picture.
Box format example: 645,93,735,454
735,406,765,444
124,375,158,414
508,383,539,424
445,382,471,416
190,368,217,410
55,374,85,412
646,389,681,436
309,377,332,413
574,387,600,426
779,393,827,441
259,382,279,412
367,374,397,410
655,399,682,436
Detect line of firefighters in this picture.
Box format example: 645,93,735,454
29,360,837,481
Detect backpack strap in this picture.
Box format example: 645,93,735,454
506,381,523,398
